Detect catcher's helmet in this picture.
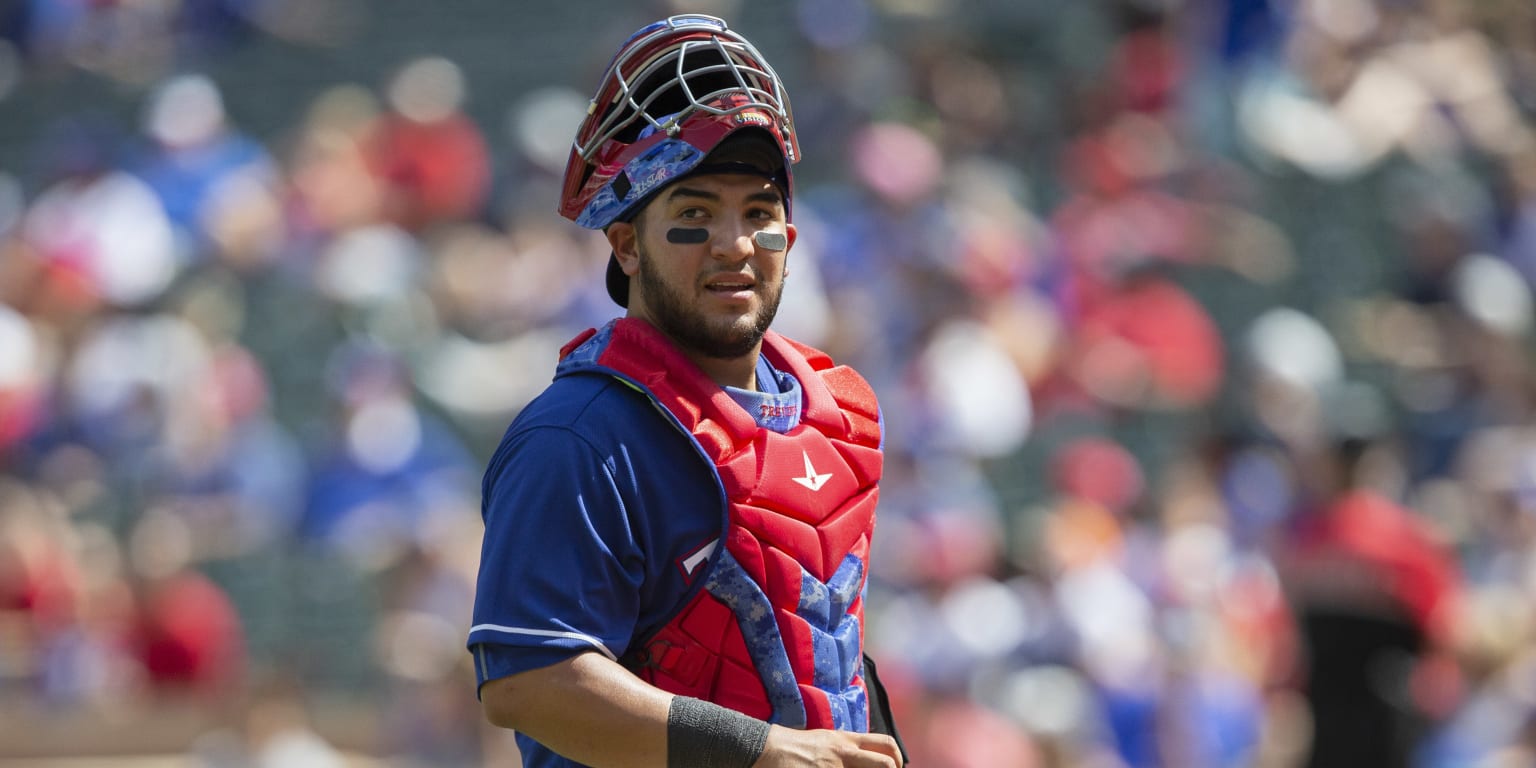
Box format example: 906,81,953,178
558,14,799,232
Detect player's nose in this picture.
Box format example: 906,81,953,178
709,218,754,263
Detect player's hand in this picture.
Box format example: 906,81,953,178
752,725,904,767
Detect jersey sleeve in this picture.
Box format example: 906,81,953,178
467,424,645,688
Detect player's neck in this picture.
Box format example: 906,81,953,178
684,346,760,391
624,309,763,390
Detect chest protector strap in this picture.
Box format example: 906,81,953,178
558,319,882,730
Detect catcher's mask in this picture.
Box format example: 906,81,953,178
558,15,799,306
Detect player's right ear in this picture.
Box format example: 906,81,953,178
606,222,641,277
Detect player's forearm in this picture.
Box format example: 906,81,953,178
479,650,900,767
480,651,671,768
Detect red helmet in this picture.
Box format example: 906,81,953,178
559,14,799,230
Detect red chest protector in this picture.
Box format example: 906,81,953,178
558,319,883,731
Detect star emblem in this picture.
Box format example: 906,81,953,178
792,450,832,492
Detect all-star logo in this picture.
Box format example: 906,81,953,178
792,450,833,492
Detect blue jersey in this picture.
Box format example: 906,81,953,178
468,355,803,768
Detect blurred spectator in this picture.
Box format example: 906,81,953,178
19,117,179,313
364,56,492,233
286,84,390,243
1063,263,1226,411
130,73,278,261
1281,437,1462,768
0,302,47,458
300,343,476,572
127,509,246,697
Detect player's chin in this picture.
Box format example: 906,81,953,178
698,296,760,324
701,317,767,358
712,315,760,341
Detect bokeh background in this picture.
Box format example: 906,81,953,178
2,0,1535,765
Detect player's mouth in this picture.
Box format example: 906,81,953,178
704,275,756,300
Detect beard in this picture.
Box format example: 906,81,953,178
633,241,783,360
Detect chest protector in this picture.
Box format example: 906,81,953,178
558,319,883,731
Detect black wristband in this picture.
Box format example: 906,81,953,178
666,696,770,768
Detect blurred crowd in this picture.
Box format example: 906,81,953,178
2,0,1536,766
